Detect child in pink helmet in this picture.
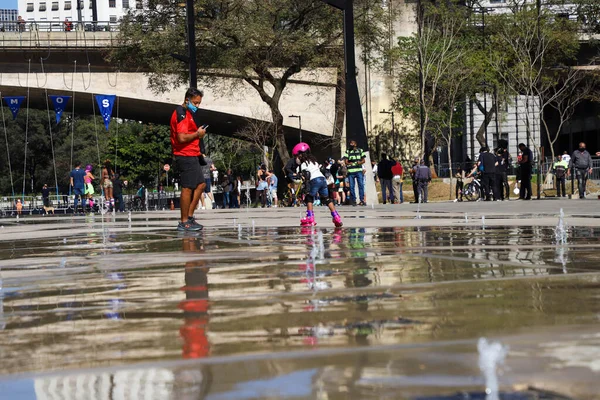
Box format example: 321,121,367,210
292,142,343,228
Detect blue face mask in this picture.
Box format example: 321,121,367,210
186,101,198,113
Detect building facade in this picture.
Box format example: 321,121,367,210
465,94,541,164
17,0,142,27
0,9,18,32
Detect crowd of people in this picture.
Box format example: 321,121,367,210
456,141,598,202
68,160,126,213
169,88,599,231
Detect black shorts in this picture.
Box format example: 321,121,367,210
175,156,205,189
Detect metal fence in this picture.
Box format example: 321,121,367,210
10,20,121,33
0,183,261,215
0,191,178,216
433,158,600,180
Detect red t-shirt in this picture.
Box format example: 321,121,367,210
391,162,403,176
170,105,200,157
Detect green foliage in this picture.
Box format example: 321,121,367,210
108,122,172,187
0,108,178,195
111,0,395,164
0,109,111,196
393,0,470,159
205,134,257,178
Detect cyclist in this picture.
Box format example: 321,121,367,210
466,163,485,201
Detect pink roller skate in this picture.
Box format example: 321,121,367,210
332,214,343,228
300,216,317,227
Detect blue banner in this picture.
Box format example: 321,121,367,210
95,94,116,131
49,95,71,124
3,96,26,120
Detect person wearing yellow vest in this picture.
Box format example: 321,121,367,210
343,140,366,206
553,155,569,198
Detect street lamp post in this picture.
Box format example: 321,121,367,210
289,115,302,143
380,109,395,158
186,0,197,88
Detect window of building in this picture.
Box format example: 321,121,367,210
122,0,129,8
52,2,59,10
136,0,143,10
109,15,117,22
26,3,34,12
65,1,72,10
89,1,92,9
39,2,47,11
109,0,116,7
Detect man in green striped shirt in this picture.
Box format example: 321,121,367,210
343,140,366,206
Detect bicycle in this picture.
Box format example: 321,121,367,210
463,176,483,202
126,185,146,211
282,180,304,207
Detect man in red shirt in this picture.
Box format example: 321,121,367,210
391,160,404,204
171,88,207,231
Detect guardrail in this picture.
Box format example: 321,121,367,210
0,20,121,48
12,20,120,33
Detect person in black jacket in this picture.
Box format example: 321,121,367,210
42,183,51,207
569,142,593,199
495,148,508,201
477,146,498,201
377,153,395,204
517,143,533,200
414,159,432,203
112,174,124,212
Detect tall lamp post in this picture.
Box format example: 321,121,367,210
289,115,303,142
380,109,395,158
172,0,198,88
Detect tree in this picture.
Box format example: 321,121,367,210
235,114,278,170
111,0,393,165
394,0,469,170
546,69,598,158
108,122,172,188
208,134,256,178
487,2,580,160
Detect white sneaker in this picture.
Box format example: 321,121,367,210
201,206,206,210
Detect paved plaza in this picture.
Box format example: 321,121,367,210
0,199,599,399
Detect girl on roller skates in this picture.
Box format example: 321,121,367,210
293,142,343,228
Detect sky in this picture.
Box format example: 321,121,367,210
1,0,19,10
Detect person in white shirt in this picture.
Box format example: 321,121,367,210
292,142,343,228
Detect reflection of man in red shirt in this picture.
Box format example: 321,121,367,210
170,88,206,231
179,237,210,359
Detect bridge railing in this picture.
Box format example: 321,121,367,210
0,20,121,48
14,20,120,33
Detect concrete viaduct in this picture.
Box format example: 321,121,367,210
0,31,340,146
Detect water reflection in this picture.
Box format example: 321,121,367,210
179,236,210,359
0,224,599,399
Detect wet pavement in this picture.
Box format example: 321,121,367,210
1,201,600,399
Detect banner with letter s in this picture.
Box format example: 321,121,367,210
94,94,116,131
49,95,71,124
2,96,26,120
